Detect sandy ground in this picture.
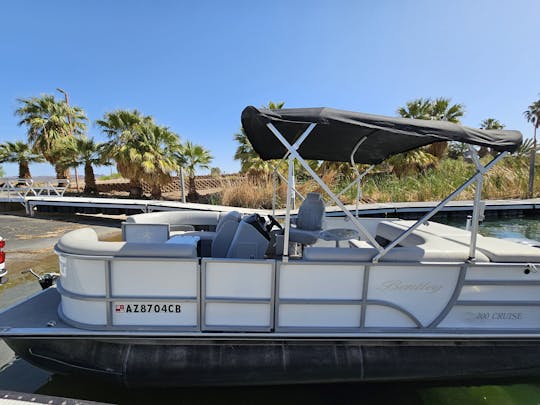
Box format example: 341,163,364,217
0,210,123,290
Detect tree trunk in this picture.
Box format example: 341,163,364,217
129,179,143,198
74,167,79,193
187,176,199,202
426,142,448,158
150,183,162,199
478,146,489,158
528,126,537,198
54,164,70,187
18,161,31,179
84,162,97,194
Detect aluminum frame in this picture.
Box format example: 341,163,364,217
266,123,383,256
372,151,508,262
53,242,540,335
264,120,510,265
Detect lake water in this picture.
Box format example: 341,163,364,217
1,216,540,404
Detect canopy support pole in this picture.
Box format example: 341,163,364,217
468,146,486,261
271,155,304,215
350,137,369,217
267,123,383,251
372,151,508,263
333,164,375,205
282,153,296,261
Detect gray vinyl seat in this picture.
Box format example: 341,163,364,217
289,192,325,245
211,211,243,257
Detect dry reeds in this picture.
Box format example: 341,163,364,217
220,177,287,209
219,156,539,208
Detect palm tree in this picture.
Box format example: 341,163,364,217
515,138,537,158
15,94,87,180
479,118,505,157
97,110,157,197
134,124,180,199
524,96,540,197
233,127,277,179
178,141,213,201
0,140,45,179
480,118,505,130
387,149,438,177
234,101,284,178
57,137,108,194
397,97,464,158
397,98,432,120
429,98,465,123
267,101,285,110
96,109,154,140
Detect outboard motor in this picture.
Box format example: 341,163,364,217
23,269,59,290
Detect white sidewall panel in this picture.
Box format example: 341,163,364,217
466,265,540,281
205,261,273,298
112,301,197,326
459,285,540,301
205,303,270,326
364,304,417,327
279,263,364,299
367,265,460,326
440,305,540,328
111,260,198,297
60,256,106,296
62,297,107,325
279,304,361,327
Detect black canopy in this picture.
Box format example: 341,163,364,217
241,106,523,164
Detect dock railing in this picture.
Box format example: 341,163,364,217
0,178,36,202
0,178,70,202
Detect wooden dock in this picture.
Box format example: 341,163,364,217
1,193,540,219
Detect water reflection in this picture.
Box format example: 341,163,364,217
37,376,427,405
480,217,540,241
32,375,540,405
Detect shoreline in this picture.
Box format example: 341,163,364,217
0,212,122,289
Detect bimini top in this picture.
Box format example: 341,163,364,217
241,106,523,164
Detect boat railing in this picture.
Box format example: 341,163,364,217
264,121,510,264
56,243,540,333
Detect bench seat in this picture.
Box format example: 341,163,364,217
382,220,540,263
303,220,490,263
56,228,197,258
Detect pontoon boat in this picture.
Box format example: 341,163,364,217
2,106,540,387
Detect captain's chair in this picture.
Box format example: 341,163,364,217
289,192,325,246
210,211,243,257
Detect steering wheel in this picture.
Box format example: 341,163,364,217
267,215,283,232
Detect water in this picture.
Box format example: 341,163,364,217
1,217,540,404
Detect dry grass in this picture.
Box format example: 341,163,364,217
220,178,287,209
217,157,540,208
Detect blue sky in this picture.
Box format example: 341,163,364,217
0,0,539,177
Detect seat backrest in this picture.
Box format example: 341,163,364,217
121,223,170,243
295,192,325,231
216,211,243,232
211,211,242,257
